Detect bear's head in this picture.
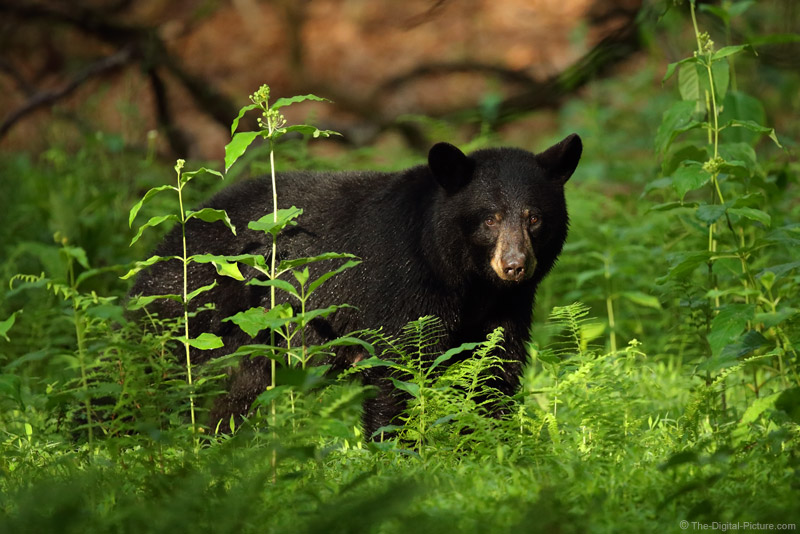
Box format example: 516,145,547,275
427,134,582,288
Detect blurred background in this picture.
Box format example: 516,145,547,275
0,0,798,355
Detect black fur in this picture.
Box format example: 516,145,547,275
131,134,582,435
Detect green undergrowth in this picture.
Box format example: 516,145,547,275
1,2,799,532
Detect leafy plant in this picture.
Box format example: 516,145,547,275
653,0,798,391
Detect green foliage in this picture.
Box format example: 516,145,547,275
1,6,799,533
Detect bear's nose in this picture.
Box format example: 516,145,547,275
503,257,525,281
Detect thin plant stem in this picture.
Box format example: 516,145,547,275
176,163,198,449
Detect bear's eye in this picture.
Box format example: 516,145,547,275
485,217,496,227
529,215,540,226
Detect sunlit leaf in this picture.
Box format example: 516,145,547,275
225,131,260,172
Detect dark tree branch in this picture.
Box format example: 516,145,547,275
0,0,238,154
0,46,133,139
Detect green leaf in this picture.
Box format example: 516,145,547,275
248,206,303,237
678,63,701,102
0,311,20,342
184,333,224,351
224,131,260,173
187,280,218,302
740,392,780,425
724,120,782,148
126,293,183,310
61,245,90,270
272,94,331,110
671,165,710,201
0,373,23,406
247,278,300,298
120,255,178,280
190,254,245,280
648,201,698,212
227,253,270,275
655,100,703,155
662,56,698,84
129,185,176,228
186,208,236,235
728,207,770,227
429,342,483,373
712,45,750,60
308,259,361,294
711,59,729,102
280,124,341,139
619,291,662,310
707,303,755,358
130,214,179,245
253,386,291,408
231,103,259,135
300,304,352,325
718,91,766,144
223,304,294,338
661,252,712,282
695,203,727,224
389,377,420,399
181,167,224,186
277,252,358,273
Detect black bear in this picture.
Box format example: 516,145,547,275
130,134,582,435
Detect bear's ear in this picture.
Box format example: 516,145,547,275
536,133,582,184
428,142,475,192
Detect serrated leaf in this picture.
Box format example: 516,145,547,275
728,207,770,227
671,165,710,201
231,103,259,135
186,208,236,235
248,206,303,237
225,131,260,172
707,303,755,358
663,252,712,281
678,63,701,102
655,100,703,155
129,185,176,227
184,333,224,350
695,203,727,224
130,214,179,245
272,94,330,110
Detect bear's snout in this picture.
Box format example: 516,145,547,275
490,225,536,282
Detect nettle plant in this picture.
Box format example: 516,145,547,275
126,85,370,444
652,1,797,387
